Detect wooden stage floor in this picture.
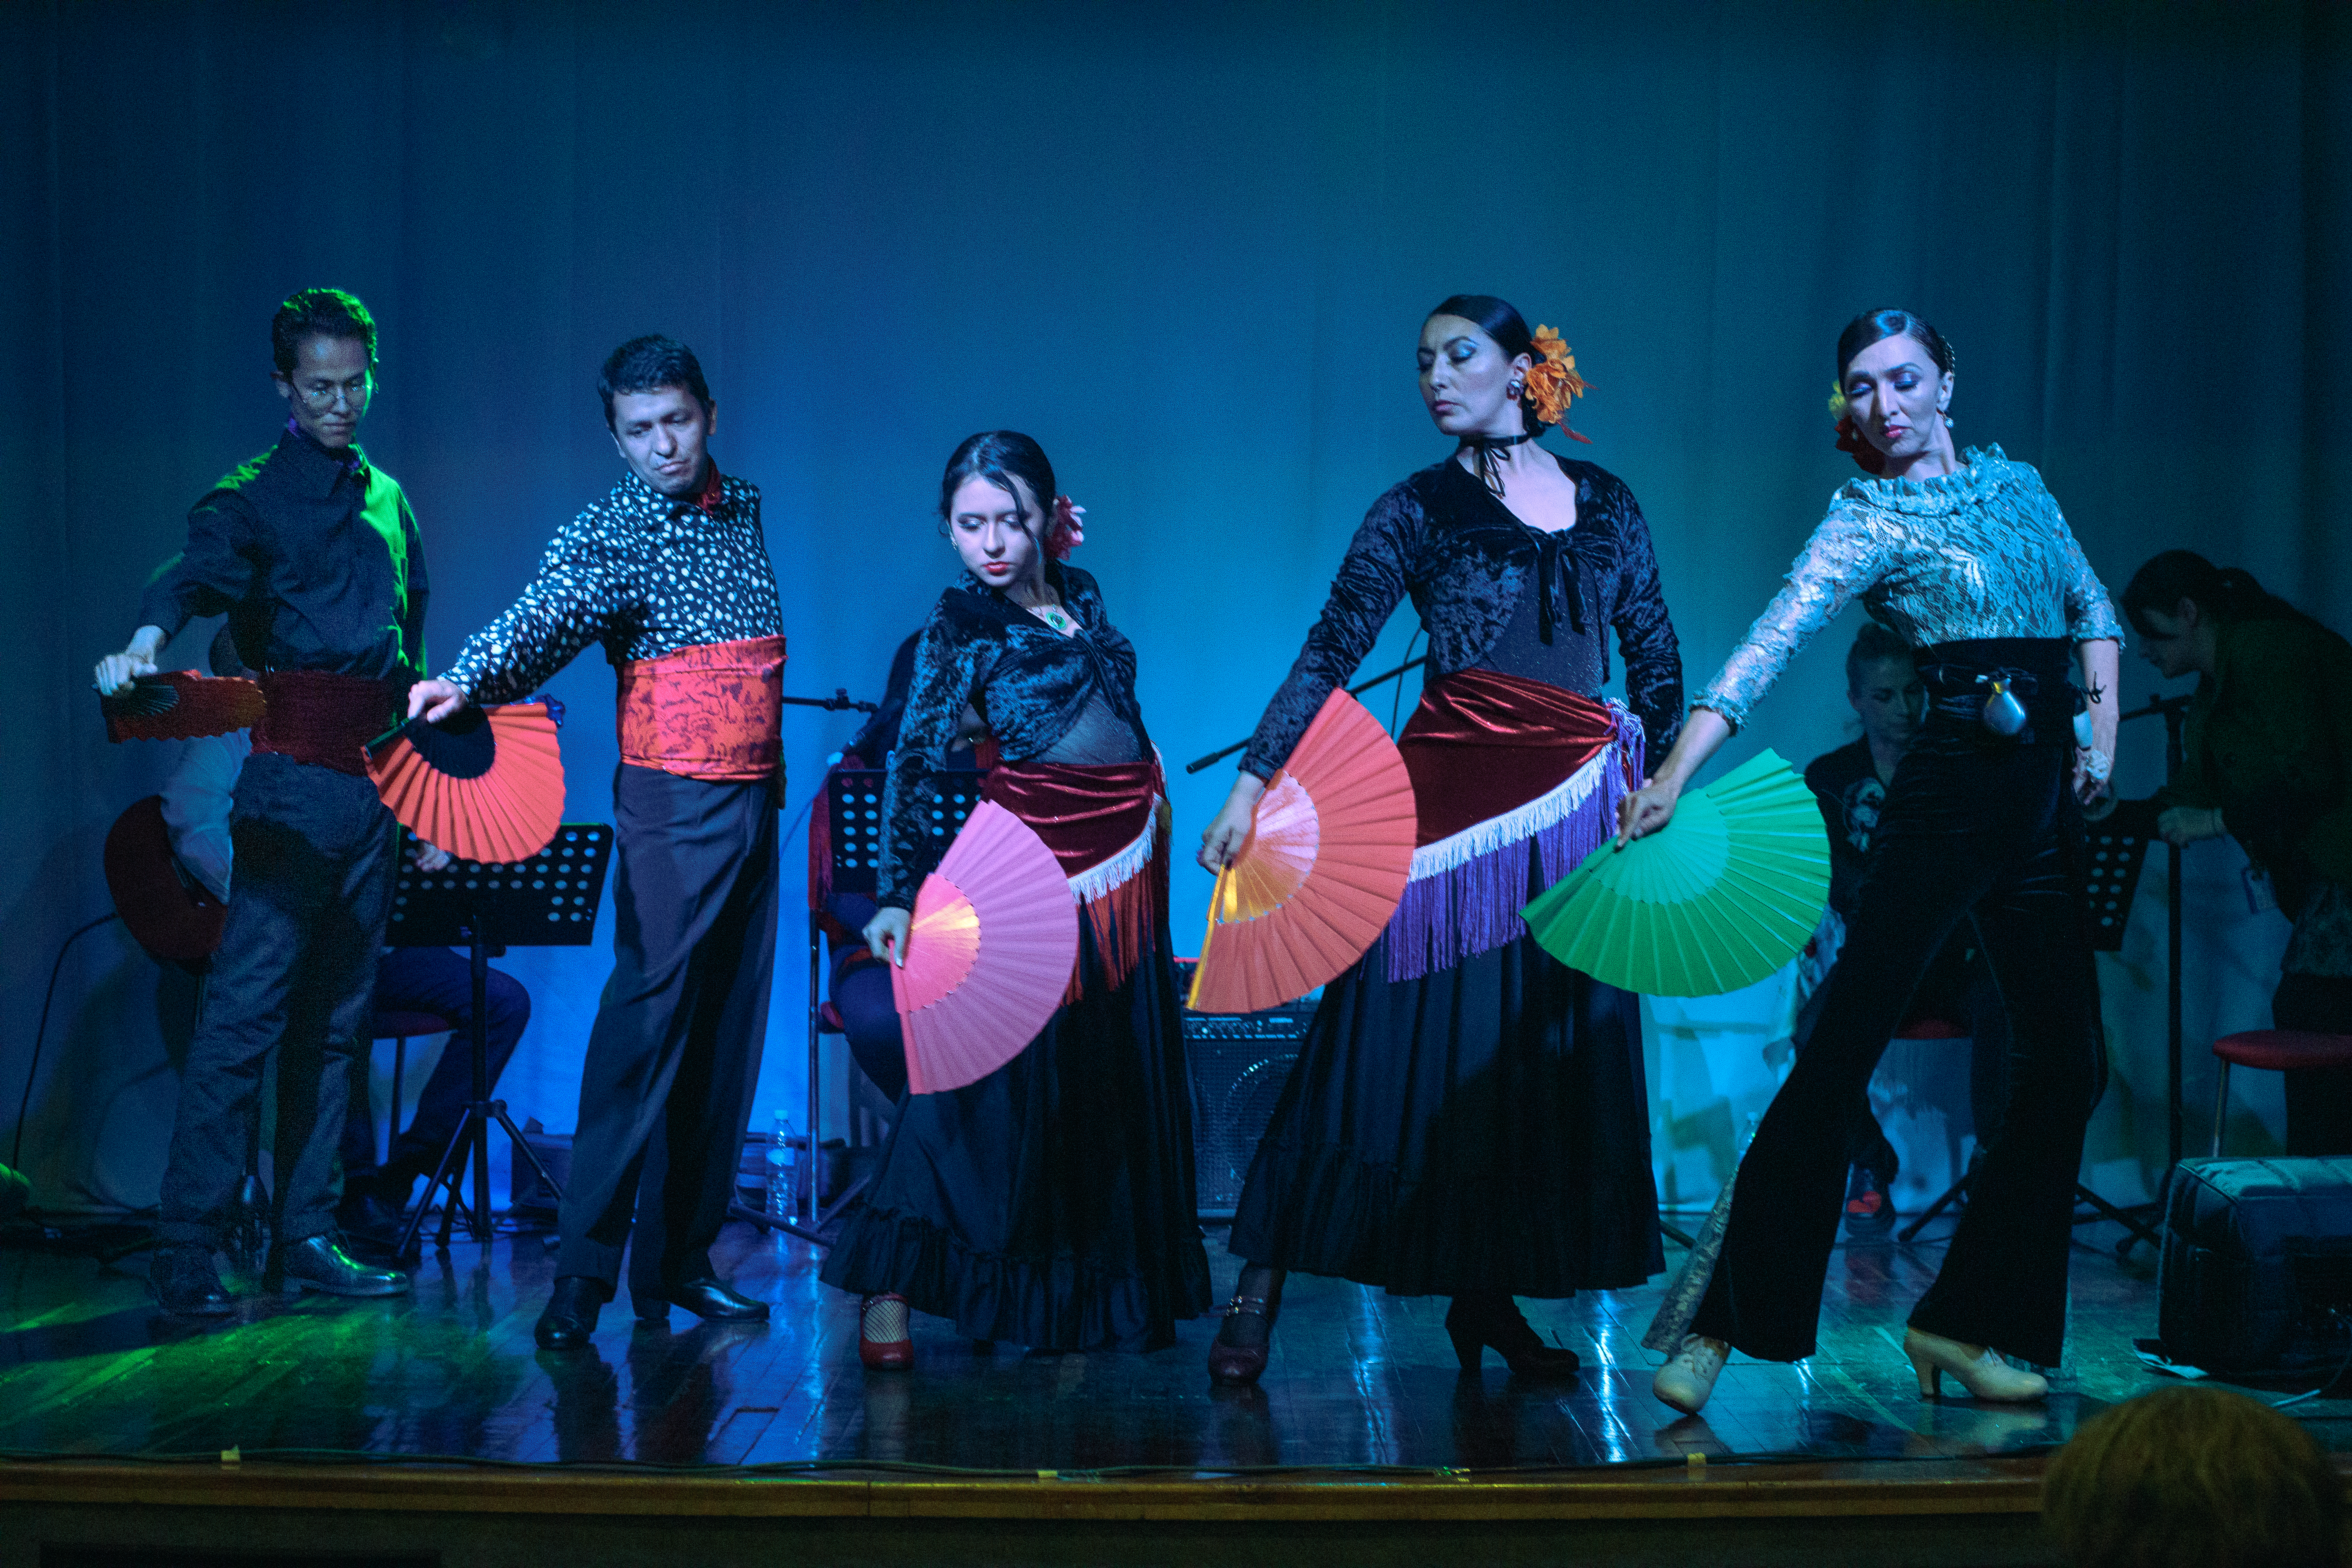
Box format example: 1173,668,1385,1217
3,1213,2348,1565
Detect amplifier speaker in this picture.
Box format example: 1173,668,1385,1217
2160,1156,2352,1374
1182,975,1316,1218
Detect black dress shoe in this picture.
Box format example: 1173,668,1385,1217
147,1245,236,1316
276,1234,412,1297
536,1275,609,1349
642,1276,770,1323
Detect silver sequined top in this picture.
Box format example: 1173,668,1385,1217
1698,445,2122,728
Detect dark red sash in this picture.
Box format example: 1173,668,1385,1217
980,758,1160,879
982,758,1166,1000
252,670,403,777
615,635,786,782
1397,668,1622,846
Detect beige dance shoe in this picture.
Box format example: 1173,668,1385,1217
1652,1334,1729,1414
1904,1327,2049,1402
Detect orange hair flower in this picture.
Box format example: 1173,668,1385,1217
1522,326,1592,441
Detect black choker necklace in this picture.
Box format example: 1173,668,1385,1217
1460,430,1537,495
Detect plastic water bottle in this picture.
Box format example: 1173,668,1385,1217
766,1112,800,1221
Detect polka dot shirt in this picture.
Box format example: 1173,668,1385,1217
443,467,784,704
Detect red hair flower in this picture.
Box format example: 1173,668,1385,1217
1828,382,1886,475
1048,495,1086,560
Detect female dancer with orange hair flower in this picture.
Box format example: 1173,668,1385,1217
1197,296,1684,1383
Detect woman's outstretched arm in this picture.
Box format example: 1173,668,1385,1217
1614,706,1733,844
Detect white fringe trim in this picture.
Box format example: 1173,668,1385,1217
1067,797,1160,904
1405,746,1615,884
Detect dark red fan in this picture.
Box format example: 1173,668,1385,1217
367,702,566,864
100,671,267,744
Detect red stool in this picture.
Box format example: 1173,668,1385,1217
2209,1030,2352,1155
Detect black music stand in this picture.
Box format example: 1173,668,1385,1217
729,766,983,1244
385,824,613,1254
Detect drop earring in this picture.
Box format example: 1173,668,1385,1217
1508,377,1525,398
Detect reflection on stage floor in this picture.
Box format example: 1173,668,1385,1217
1,1215,2342,1474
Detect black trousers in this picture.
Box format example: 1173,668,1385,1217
2275,972,2352,1155
341,948,532,1181
1691,648,2104,1367
555,765,777,1299
157,753,399,1249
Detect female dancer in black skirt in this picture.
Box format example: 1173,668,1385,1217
820,432,1209,1364
1632,310,2122,1414
1197,296,1683,1382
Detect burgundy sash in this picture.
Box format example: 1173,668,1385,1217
1383,668,1642,982
252,670,403,777
1398,669,1624,846
615,635,785,782
983,758,1167,999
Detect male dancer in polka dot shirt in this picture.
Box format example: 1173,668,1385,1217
410,336,785,1348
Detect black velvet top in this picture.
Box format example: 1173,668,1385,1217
1241,453,1683,779
879,562,1151,910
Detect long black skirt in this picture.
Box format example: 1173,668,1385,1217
1227,842,1664,1298
820,915,1211,1350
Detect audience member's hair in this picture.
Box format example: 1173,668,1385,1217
270,287,377,374
2042,1385,2343,1568
597,336,713,430
1844,620,1912,695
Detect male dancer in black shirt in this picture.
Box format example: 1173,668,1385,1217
95,288,419,1312
409,337,784,1348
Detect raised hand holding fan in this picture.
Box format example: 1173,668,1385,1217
1187,690,1416,1015
1521,749,1827,997
99,672,267,744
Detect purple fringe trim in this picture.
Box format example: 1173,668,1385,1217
1384,706,1644,983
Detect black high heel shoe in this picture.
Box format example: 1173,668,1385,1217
1445,1292,1581,1379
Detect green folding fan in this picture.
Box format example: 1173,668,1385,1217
1522,750,1828,997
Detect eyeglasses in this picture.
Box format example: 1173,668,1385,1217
295,376,374,411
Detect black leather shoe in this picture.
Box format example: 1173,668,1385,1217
276,1234,411,1297
641,1277,770,1323
536,1275,608,1349
147,1245,236,1316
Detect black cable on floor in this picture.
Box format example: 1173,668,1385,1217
11,913,120,1171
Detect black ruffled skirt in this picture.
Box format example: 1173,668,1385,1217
1227,846,1664,1298
819,916,1211,1350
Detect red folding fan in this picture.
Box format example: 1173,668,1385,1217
367,702,566,865
99,671,268,744
1187,690,1417,1014
891,800,1080,1094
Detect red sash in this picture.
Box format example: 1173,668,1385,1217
1384,668,1642,982
615,635,786,782
1397,668,1623,846
982,758,1167,1000
252,670,403,777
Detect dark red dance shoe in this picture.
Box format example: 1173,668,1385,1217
859,1292,913,1369
1207,1294,1277,1385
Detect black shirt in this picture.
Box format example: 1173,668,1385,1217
138,423,428,681
1804,737,1886,924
